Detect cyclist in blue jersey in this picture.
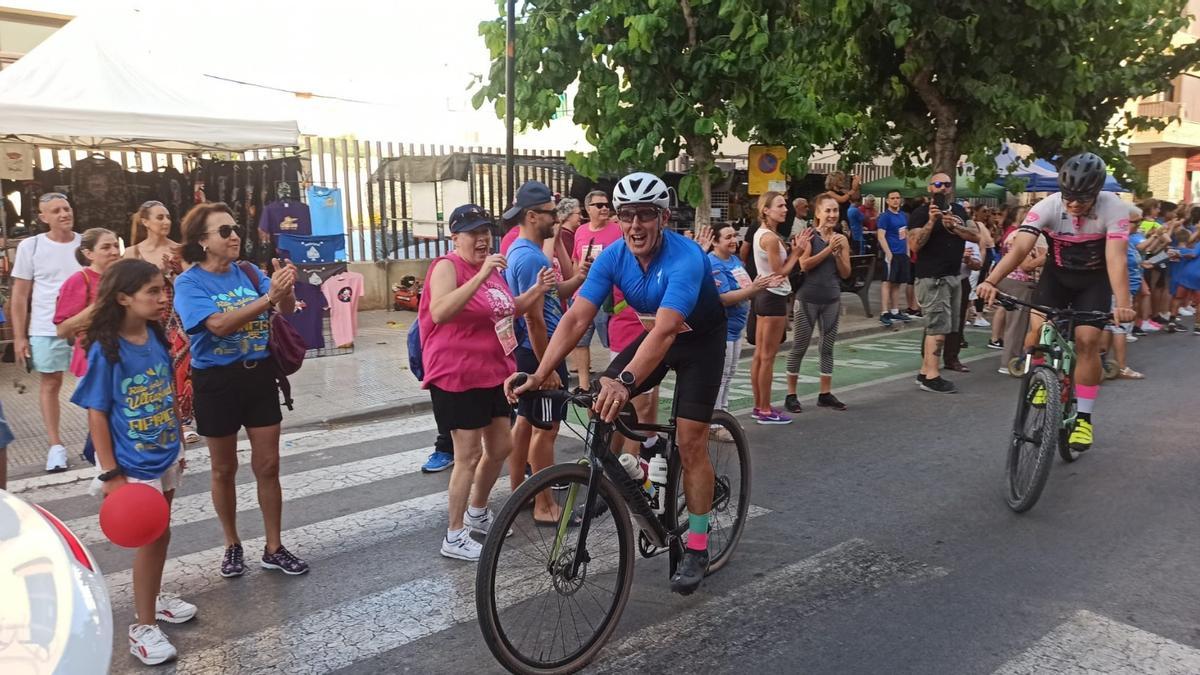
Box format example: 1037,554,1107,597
507,171,727,595
979,153,1137,452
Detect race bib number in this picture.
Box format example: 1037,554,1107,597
583,243,604,261
636,312,692,334
495,315,518,355
731,267,753,288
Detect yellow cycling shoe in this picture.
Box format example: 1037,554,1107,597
1068,418,1093,452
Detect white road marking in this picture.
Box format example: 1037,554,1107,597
169,507,774,674
65,446,434,545
993,610,1200,674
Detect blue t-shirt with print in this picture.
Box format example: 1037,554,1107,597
877,210,908,255
578,229,725,339
276,233,345,263
505,237,561,349
306,186,345,236
174,264,272,369
707,252,750,341
71,336,180,480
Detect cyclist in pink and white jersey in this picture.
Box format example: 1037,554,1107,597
978,153,1136,452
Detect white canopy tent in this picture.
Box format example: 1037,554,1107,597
0,7,299,151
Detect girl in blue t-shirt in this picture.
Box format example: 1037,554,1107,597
71,258,195,666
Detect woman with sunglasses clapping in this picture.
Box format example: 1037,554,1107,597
174,202,309,579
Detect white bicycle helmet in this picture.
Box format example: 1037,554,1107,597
613,172,671,209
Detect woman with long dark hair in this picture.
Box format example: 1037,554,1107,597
53,227,120,378
125,201,197,443
174,202,306,578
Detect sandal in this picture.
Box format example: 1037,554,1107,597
182,426,201,444
1117,367,1145,380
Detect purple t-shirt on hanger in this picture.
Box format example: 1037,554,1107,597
285,281,326,350
258,199,313,239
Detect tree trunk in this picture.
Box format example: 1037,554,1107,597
690,137,713,231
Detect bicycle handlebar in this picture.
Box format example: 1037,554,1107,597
994,292,1112,323
510,373,650,443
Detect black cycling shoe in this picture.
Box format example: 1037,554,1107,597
784,394,803,413
670,548,709,596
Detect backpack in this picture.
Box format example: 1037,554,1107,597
237,262,306,410
407,322,424,381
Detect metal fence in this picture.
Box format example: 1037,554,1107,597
13,139,897,263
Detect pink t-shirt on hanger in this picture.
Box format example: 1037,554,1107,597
321,271,365,347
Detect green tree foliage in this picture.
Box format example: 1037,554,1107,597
474,0,839,227
814,0,1200,190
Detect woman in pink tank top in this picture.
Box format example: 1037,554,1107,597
418,204,553,561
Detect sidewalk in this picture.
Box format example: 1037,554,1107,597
2,284,915,480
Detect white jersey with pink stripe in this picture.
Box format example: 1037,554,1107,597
1018,192,1130,272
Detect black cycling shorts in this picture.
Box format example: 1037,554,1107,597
1033,265,1111,330
603,329,725,423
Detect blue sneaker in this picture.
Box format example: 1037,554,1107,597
421,451,454,473
879,313,894,327
890,311,915,322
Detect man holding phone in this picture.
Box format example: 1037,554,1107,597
908,173,979,394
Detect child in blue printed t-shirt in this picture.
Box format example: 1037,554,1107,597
71,259,195,667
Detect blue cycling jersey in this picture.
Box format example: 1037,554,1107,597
578,229,725,339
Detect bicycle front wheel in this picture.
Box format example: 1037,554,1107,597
668,409,752,575
1005,366,1062,513
476,463,635,675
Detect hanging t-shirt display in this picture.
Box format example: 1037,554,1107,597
276,233,346,263
259,199,313,240
285,281,327,350
306,186,345,236
71,155,129,235
321,271,364,347
296,262,348,287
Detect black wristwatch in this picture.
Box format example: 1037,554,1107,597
617,370,636,393
98,467,124,482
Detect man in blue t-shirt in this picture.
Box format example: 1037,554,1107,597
875,190,915,326
847,199,866,254
507,172,726,597
502,181,589,525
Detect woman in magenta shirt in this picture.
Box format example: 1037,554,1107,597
419,204,551,562
53,228,121,377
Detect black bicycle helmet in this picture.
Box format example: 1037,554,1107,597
1058,152,1106,199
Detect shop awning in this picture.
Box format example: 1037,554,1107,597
0,9,299,151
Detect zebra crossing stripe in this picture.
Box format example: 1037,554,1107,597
168,506,773,674
992,610,1200,674
65,446,436,545
19,414,440,502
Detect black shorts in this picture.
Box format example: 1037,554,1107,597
884,255,912,284
753,291,789,317
430,384,511,431
1034,265,1111,329
514,346,570,428
603,329,725,423
193,359,283,438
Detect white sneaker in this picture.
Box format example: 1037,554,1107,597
44,444,68,473
128,624,177,665
1125,334,1138,343
465,508,512,537
973,317,991,328
998,367,1010,375
440,529,483,561
154,594,197,623
1180,306,1196,316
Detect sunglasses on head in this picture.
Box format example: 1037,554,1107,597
212,224,242,239
616,205,662,223
930,181,952,188
38,192,69,203
451,206,493,229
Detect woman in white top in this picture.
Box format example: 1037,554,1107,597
749,191,803,424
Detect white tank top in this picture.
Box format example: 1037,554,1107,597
753,227,792,296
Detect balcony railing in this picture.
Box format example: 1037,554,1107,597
1138,100,1183,118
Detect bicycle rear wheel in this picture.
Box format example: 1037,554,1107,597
476,463,635,675
667,410,752,574
1006,366,1062,513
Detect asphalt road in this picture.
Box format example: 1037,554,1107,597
14,326,1200,674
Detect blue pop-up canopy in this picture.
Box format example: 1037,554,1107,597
995,156,1126,193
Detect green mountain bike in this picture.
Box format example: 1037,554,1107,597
996,293,1111,513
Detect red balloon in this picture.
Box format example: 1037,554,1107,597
99,483,169,548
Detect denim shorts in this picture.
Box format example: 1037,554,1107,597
0,400,13,448
576,309,610,349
